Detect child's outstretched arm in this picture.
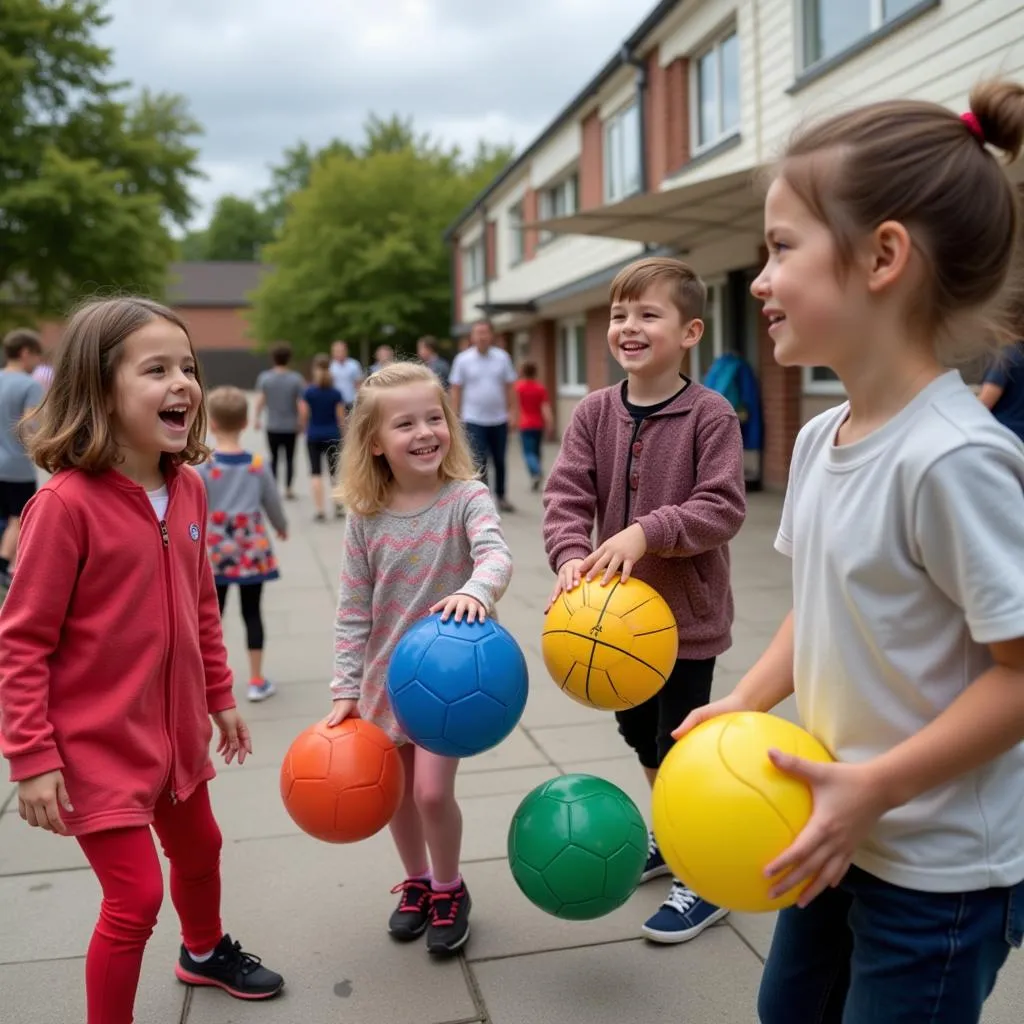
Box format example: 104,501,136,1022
328,515,372,722
431,486,513,622
258,459,288,538
0,493,79,831
542,406,598,606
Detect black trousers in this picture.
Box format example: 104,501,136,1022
216,582,264,651
266,431,296,489
614,656,716,770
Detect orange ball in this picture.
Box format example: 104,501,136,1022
280,718,405,843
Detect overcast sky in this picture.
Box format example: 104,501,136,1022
97,0,649,227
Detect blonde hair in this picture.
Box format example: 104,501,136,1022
311,353,333,389
207,386,249,432
335,361,478,515
28,297,209,473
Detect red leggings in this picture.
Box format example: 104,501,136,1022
76,783,223,1024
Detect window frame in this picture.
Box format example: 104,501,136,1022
691,279,726,384
691,26,741,154
538,172,579,247
603,102,642,204
556,318,588,398
800,0,926,71
802,366,846,396
461,239,485,291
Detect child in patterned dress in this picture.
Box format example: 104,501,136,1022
326,361,512,957
198,387,288,703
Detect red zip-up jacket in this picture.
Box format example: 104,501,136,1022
0,463,235,835
542,381,746,659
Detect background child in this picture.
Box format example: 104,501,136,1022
0,328,44,591
0,297,283,1024
198,386,288,703
299,353,345,522
675,81,1024,1023
543,256,746,944
514,361,552,491
254,342,304,500
327,361,512,957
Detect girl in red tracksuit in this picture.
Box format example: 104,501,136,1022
0,298,285,1023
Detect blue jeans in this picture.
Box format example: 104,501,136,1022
758,865,1023,1023
464,422,508,499
520,428,543,479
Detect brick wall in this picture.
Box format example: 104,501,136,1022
580,111,604,210
485,221,497,282
645,52,668,190
584,307,609,392
663,58,690,175
451,241,463,324
757,309,802,490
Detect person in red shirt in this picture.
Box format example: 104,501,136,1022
0,298,284,1023
513,362,553,491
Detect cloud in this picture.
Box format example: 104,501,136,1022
96,0,645,223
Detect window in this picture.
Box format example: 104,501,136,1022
461,240,484,290
538,173,578,246
693,282,725,383
507,202,524,266
802,0,923,68
557,319,587,396
694,30,740,150
513,330,530,368
604,103,641,203
803,366,846,395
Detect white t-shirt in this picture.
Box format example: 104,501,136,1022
449,347,517,426
147,485,169,521
330,357,362,405
777,370,1024,892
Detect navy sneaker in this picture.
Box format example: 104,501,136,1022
640,829,672,883
426,880,472,956
174,934,284,999
388,877,433,941
641,880,729,944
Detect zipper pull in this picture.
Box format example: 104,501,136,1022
160,521,169,547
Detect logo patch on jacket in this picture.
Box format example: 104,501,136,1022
188,523,201,541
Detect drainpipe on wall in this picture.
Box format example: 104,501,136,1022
620,45,650,250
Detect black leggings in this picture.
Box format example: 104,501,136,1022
266,431,296,489
615,656,716,770
216,582,264,651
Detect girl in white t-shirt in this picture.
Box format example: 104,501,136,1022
675,80,1024,1023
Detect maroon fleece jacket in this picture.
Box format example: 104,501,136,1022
542,381,746,659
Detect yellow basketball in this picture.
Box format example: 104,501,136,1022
652,711,834,913
541,577,678,711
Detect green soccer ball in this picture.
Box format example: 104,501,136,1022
507,773,647,920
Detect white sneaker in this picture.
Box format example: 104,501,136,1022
247,679,277,702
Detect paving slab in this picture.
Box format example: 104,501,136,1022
471,925,761,1024
189,834,477,1024
527,719,635,767
0,813,88,875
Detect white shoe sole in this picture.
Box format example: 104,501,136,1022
641,907,730,944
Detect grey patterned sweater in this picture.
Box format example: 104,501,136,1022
331,480,513,743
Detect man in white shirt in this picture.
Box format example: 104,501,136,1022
450,320,517,513
329,340,363,410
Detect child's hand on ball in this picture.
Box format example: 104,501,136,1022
430,593,487,623
545,558,585,611
671,693,750,741
581,524,648,585
326,699,359,727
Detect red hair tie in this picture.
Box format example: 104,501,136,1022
961,111,985,144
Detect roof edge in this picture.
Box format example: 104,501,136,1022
442,0,683,243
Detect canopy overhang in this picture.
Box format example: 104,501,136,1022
527,168,766,248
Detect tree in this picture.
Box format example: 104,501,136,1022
249,121,512,354
181,195,274,262
0,1,203,322
260,138,354,232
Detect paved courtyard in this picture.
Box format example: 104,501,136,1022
1,429,1021,1023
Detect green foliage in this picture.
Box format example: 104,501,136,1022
249,117,513,355
0,0,203,324
178,195,274,262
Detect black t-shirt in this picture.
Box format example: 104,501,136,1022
620,376,689,421
983,341,1024,443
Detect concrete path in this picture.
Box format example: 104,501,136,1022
1,429,1021,1023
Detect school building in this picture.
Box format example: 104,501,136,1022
443,0,1024,490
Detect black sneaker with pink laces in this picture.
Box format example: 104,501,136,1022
426,880,472,956
388,877,432,941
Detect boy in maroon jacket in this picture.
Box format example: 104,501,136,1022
542,256,746,944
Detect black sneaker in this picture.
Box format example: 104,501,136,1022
388,877,432,941
174,934,284,1000
426,881,471,956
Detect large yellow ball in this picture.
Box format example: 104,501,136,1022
541,577,678,711
652,711,833,913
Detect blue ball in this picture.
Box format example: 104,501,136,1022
386,613,528,757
